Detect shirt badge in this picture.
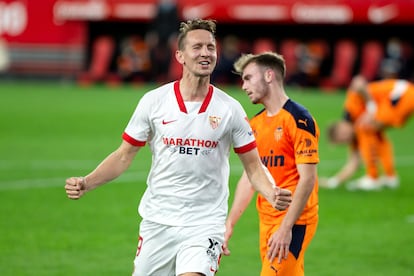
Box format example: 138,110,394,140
209,116,222,129
274,126,283,141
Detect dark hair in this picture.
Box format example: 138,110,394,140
177,19,216,50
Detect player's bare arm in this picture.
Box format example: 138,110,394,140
267,163,317,264
320,146,360,188
350,75,382,130
334,146,360,181
65,140,141,199
237,149,292,209
224,167,291,256
350,75,371,102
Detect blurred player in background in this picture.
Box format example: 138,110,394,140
321,121,397,191
145,0,180,83
65,19,292,276
224,52,319,276
321,75,414,190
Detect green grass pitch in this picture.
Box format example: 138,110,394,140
1,80,413,275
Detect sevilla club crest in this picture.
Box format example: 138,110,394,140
209,116,222,129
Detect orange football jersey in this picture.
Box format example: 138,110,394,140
345,79,414,127
250,99,319,225
342,79,413,178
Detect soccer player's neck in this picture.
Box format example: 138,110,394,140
264,92,289,116
179,77,211,101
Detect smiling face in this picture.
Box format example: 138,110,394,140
240,62,269,104
176,29,217,78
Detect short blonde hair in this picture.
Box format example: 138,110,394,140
233,52,286,80
177,19,216,50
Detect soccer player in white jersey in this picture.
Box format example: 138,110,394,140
65,19,292,276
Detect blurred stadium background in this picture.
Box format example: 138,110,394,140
1,0,414,275
0,0,413,86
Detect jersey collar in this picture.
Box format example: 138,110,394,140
174,81,213,114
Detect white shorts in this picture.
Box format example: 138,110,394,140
132,220,224,276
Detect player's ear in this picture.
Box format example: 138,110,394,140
175,50,185,65
265,68,273,83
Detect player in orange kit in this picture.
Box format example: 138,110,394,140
321,75,414,190
224,52,319,276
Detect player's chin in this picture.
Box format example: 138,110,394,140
250,97,260,104
195,70,213,77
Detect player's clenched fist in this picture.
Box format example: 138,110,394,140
65,177,86,200
273,187,292,211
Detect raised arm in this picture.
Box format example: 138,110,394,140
349,75,371,102
349,75,384,130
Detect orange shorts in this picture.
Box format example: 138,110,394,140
259,222,318,276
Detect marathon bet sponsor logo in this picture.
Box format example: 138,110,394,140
162,136,219,156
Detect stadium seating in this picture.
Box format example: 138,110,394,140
358,40,384,81
252,38,277,54
279,39,300,82
78,35,117,85
321,39,358,89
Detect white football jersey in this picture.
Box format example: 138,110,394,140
123,81,256,226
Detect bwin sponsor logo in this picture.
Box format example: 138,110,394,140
261,155,285,167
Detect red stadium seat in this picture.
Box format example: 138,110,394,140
78,35,116,85
359,40,384,81
323,39,357,89
280,39,300,81
252,38,276,54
